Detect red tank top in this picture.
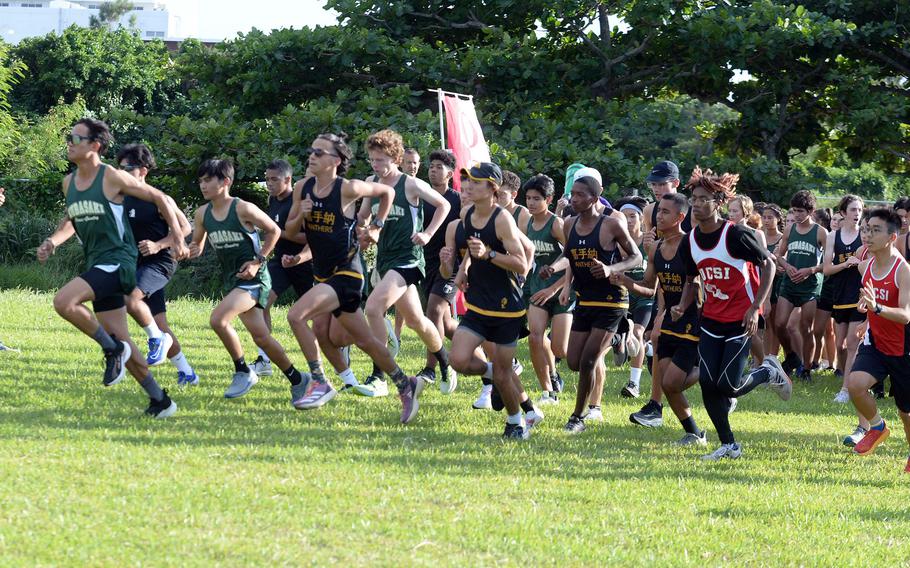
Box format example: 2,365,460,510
689,222,760,324
862,254,909,357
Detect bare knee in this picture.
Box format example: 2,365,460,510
52,293,72,317
210,313,229,332
528,330,546,350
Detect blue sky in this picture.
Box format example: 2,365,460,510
167,0,338,40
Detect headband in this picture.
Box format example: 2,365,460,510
620,203,643,215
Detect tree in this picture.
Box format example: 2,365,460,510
89,0,137,30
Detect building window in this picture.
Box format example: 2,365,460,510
22,2,47,6
145,31,164,38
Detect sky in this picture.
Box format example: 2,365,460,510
165,0,339,41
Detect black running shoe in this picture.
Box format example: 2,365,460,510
564,414,586,434
491,383,505,411
145,389,177,419
872,381,885,399
102,336,130,387
551,371,564,393
630,399,664,427
502,422,530,440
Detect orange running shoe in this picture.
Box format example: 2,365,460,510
853,422,890,455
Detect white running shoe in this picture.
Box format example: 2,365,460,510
250,356,273,377
525,406,545,429
763,355,792,401
538,392,559,405
473,385,493,409
439,368,458,395
224,370,259,399
676,431,708,446
834,389,850,404
700,442,742,461
843,425,868,447
584,407,604,422
644,340,654,357
818,359,831,371
620,380,640,398
512,358,524,376
353,376,389,397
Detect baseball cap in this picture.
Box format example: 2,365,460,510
573,166,602,187
645,160,679,183
467,162,503,185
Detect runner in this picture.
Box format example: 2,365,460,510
498,170,531,229
447,163,537,439
356,129,452,396
522,174,571,404
250,159,315,379
812,208,837,375
824,195,865,403
116,144,198,386
759,203,785,364
561,173,642,434
285,133,423,422
847,208,910,473
187,158,309,404
775,190,827,380
672,166,791,460
618,193,706,443
37,118,185,417
728,195,768,370
417,150,462,391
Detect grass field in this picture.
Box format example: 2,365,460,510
2,288,910,566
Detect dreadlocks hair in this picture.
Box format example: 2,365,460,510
685,166,738,205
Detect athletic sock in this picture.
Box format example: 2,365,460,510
520,399,534,413
169,351,193,374
93,326,118,351
142,321,163,340
554,357,562,366
257,347,269,361
308,360,325,382
282,365,303,386
390,368,409,391
680,415,700,435
646,354,653,375
234,357,250,374
433,345,450,372
481,377,493,386
630,367,642,388
140,373,164,401
482,362,493,380
507,412,522,425
371,362,383,379
338,368,357,386
870,415,885,430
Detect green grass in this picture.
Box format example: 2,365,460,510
1,287,910,566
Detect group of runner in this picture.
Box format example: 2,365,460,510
25,117,910,469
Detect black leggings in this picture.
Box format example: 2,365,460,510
698,329,773,444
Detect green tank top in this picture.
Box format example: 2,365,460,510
785,223,822,291
373,174,424,275
203,198,271,303
526,214,563,293
626,237,647,281
65,164,137,269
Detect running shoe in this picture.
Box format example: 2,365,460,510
630,400,663,427
700,442,742,461
818,359,831,371
177,370,199,387
842,425,867,447
353,375,389,397
728,397,738,414
250,356,273,376
763,355,792,401
503,421,530,440
538,391,559,405
525,406,545,429
473,385,493,410
644,340,653,357
146,333,173,367
551,371,564,393
145,389,177,419
612,333,628,367
296,379,337,409
398,376,423,424
512,358,524,376
676,431,708,446
626,332,641,358
439,367,457,395
384,317,400,358
102,338,131,387
415,367,436,385
564,414,586,434
834,369,844,379
224,370,259,398
584,406,604,422
854,423,890,455
833,389,850,404
290,373,312,408
620,380,640,398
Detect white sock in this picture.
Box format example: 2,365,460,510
481,384,493,394
483,362,493,379
338,368,358,386
630,367,642,387
257,347,269,361
507,412,522,425
143,321,162,339
169,351,193,374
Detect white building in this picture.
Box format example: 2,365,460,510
0,0,182,44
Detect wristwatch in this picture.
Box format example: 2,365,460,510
370,218,385,229
254,253,267,264
488,250,497,261
874,302,883,315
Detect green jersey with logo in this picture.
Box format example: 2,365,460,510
526,214,563,294
66,164,137,270
783,223,822,294
373,174,424,276
203,198,271,307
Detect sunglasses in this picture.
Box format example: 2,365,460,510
120,164,142,172
66,133,94,145
306,147,338,158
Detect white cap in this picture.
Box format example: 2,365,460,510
573,166,602,187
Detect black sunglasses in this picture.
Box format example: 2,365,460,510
66,133,95,145
120,164,142,172
306,147,338,158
